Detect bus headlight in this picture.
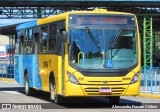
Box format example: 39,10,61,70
67,71,79,85
130,72,139,84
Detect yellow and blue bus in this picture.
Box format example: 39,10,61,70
14,9,141,104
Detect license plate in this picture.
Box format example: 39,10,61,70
99,88,111,94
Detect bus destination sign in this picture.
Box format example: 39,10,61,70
69,15,135,25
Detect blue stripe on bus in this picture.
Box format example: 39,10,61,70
23,55,42,89
14,55,24,85
16,20,37,31
14,54,42,90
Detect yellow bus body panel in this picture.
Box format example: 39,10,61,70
38,54,59,92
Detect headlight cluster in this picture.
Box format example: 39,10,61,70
67,71,79,85
130,72,139,84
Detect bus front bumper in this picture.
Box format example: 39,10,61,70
64,81,140,97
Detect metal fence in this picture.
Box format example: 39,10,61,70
140,67,160,94
0,64,14,79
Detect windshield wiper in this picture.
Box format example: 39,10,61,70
111,49,121,59
85,26,100,48
110,28,122,59
111,28,122,48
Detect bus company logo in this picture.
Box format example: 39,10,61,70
103,81,108,84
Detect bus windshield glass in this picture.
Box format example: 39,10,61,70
69,14,137,69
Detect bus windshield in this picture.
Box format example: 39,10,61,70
69,15,138,70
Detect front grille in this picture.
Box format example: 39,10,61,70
84,87,126,95
85,80,123,85
88,81,122,83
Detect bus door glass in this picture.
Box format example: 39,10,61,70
58,21,66,93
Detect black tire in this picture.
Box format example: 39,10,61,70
25,75,33,96
108,96,120,104
49,78,62,104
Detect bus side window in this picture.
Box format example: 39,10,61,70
40,39,47,53
15,32,20,54
20,36,24,54
28,29,33,53
23,30,28,53
48,39,56,52
48,24,57,52
26,41,32,53
40,26,48,53
34,33,39,54
24,29,33,54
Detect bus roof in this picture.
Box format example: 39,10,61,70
16,20,37,31
37,12,67,25
37,9,134,25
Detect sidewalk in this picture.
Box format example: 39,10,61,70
0,78,15,82
139,93,160,99
0,79,24,92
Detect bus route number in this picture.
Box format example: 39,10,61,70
43,61,48,68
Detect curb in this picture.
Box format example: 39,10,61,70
139,93,160,99
0,78,15,82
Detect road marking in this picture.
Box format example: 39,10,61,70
2,91,22,94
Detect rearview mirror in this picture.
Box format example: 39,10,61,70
62,31,68,42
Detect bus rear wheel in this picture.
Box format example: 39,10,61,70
25,75,33,96
50,79,62,104
108,96,120,104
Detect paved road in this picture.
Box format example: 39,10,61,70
0,81,160,112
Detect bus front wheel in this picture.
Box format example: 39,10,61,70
108,96,120,104
50,79,62,104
